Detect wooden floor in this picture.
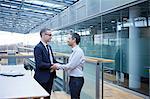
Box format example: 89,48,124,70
51,91,70,99
102,83,144,99
50,83,145,99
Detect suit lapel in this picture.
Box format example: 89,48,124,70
39,41,49,56
39,41,54,62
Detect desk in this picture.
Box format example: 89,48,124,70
0,65,49,98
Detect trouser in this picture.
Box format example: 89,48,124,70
69,76,84,99
39,74,55,99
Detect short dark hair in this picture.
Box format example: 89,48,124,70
40,28,51,37
71,33,80,45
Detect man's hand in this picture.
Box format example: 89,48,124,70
50,64,58,72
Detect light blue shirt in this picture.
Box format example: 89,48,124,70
57,45,85,77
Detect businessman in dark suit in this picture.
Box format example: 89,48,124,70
34,28,57,98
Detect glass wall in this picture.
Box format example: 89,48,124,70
101,1,150,96
50,0,149,97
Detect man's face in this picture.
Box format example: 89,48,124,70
67,34,75,46
43,30,52,42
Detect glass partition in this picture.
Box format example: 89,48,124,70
81,62,97,99
101,0,150,98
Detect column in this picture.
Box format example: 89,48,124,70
129,6,141,88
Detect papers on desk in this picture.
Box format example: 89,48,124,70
0,70,24,77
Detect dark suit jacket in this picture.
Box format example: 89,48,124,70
34,41,57,83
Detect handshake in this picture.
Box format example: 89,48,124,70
50,63,59,72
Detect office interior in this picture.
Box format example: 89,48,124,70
0,0,149,99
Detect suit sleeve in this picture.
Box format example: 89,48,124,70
34,46,51,70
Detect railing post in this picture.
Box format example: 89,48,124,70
96,62,100,99
66,57,69,93
63,56,69,93
63,57,66,91
149,68,150,96
101,63,104,99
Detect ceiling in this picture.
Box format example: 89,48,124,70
0,0,78,34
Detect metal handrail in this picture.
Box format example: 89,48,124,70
54,52,114,63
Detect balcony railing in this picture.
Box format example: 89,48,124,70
0,50,148,99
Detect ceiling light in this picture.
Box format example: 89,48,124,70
90,25,93,28
111,20,115,23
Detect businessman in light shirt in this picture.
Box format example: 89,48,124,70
51,33,85,99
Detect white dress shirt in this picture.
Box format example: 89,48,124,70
41,40,53,64
57,45,85,77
